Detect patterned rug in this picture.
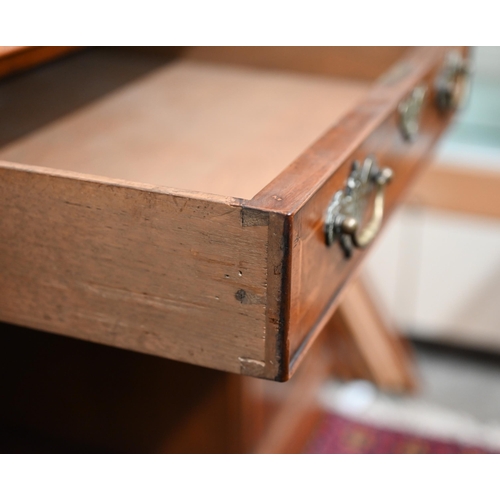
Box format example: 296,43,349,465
305,412,496,454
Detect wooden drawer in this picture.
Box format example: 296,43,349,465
0,47,465,380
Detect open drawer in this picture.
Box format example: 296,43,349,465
0,47,468,380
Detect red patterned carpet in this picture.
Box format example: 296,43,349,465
305,413,496,454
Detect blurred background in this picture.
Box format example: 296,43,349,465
316,47,500,452
365,46,500,350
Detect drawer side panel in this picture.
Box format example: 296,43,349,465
0,163,268,375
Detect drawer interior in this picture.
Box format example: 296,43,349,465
0,47,407,199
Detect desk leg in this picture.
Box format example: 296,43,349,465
327,278,418,393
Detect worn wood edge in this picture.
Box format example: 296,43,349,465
247,47,448,215
0,46,81,80
0,160,240,206
406,163,500,220
237,209,290,380
266,212,291,381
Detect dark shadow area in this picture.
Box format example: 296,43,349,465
411,336,500,369
0,47,182,148
0,320,224,453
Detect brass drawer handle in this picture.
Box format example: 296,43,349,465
435,51,471,112
398,85,427,141
324,156,393,258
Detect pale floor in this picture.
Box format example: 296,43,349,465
319,340,500,450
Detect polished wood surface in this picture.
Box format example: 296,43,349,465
262,47,462,377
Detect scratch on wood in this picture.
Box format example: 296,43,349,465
80,282,210,311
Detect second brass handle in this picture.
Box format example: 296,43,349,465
435,50,471,112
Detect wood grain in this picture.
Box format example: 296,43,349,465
0,161,269,376
0,46,79,80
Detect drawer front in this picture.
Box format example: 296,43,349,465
287,48,468,374
247,47,468,380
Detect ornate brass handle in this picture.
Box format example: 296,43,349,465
435,51,471,112
398,85,427,141
324,156,393,258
